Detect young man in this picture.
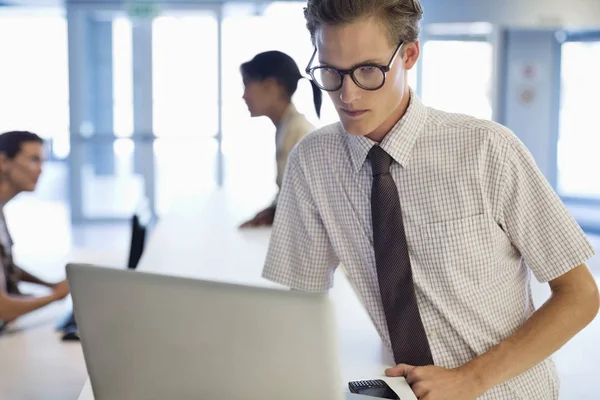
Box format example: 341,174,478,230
0,131,69,329
262,1,599,399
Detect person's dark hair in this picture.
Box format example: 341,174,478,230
0,131,44,159
304,0,423,48
241,50,322,118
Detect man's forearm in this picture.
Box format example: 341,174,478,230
460,268,599,393
0,294,57,321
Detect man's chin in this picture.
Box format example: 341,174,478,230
340,122,372,137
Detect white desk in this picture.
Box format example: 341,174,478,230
77,189,416,400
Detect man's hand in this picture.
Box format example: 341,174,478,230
239,207,276,229
51,280,70,301
386,364,485,400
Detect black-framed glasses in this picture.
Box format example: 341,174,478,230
305,42,404,92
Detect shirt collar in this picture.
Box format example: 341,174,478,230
347,90,428,173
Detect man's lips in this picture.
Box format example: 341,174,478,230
342,109,367,117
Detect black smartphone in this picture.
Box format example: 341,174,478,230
348,379,400,399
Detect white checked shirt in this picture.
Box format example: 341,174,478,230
262,92,595,399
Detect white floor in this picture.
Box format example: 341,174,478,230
0,195,599,400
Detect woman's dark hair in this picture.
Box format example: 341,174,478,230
0,131,43,159
241,50,322,118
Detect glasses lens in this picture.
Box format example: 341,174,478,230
353,66,385,90
313,67,342,91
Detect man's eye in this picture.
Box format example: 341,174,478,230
359,66,378,73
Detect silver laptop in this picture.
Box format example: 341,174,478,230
67,264,382,400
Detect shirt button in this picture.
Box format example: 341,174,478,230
429,330,438,339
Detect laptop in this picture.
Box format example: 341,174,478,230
67,264,389,400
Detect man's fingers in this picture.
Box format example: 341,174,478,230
411,382,428,398
385,363,416,377
406,366,428,385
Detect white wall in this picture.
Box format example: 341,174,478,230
503,30,559,182
422,0,600,27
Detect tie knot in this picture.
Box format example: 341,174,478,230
369,145,393,177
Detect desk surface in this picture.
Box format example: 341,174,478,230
76,189,416,400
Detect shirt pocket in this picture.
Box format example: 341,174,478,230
414,214,497,292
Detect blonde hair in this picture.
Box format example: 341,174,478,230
304,0,423,46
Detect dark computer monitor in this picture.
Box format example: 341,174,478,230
59,205,155,338
128,215,147,270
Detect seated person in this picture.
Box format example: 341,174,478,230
239,51,322,228
0,131,69,330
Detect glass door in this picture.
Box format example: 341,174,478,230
66,4,219,223
67,7,148,223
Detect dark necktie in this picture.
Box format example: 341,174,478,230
370,145,433,366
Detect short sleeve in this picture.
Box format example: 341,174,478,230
500,137,595,283
262,146,338,292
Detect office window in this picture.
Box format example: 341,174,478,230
557,41,600,199
0,10,69,158
152,12,220,214
152,14,218,139
113,17,134,138
421,40,493,120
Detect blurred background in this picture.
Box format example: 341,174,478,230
1,0,598,234
1,0,599,235
0,0,599,398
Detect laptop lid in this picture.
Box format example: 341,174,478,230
67,264,344,400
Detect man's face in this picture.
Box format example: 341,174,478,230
315,17,419,140
2,141,44,192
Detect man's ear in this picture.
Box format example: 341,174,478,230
403,40,420,71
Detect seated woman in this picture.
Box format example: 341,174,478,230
0,131,69,330
239,51,322,228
